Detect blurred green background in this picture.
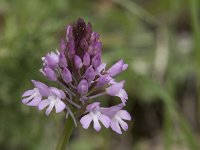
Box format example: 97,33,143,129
0,0,200,149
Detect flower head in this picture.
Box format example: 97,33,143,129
21,18,131,134
80,102,110,131
38,87,66,115
101,104,131,134
106,81,128,105
22,80,49,106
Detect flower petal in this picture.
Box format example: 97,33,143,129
106,81,125,96
22,89,34,97
99,114,110,128
55,100,65,113
111,120,122,134
119,119,128,131
118,110,131,121
31,80,49,96
38,99,49,110
27,96,42,106
93,116,101,132
50,87,65,99
80,114,93,129
22,96,33,104
45,102,55,116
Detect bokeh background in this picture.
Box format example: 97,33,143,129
0,0,200,150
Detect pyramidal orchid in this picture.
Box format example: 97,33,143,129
21,18,131,149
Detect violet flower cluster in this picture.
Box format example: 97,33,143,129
21,18,131,134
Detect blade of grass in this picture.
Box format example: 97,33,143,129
111,0,162,27
189,0,200,133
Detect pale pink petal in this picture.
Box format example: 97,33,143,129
106,81,124,96
55,100,65,113
27,96,42,106
99,114,110,128
96,63,106,74
118,110,131,121
80,114,93,129
22,89,34,97
93,116,101,132
121,89,128,99
119,119,128,131
122,64,128,71
111,120,122,134
38,99,49,110
22,96,33,104
45,102,54,116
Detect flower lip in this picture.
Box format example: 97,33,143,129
110,110,131,134
22,88,42,106
80,102,111,132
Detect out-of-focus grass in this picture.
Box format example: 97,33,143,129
0,0,199,150
190,0,200,133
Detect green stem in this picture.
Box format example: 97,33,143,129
56,116,74,150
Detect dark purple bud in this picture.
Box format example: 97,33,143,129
60,39,66,51
90,32,99,43
42,67,57,81
96,74,112,87
59,50,67,68
88,42,102,55
85,22,92,40
61,67,72,83
77,79,88,95
73,18,86,49
68,40,75,58
80,38,88,51
85,67,95,81
92,53,101,68
107,60,128,77
93,42,102,55
42,52,59,69
74,55,83,69
83,52,90,66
